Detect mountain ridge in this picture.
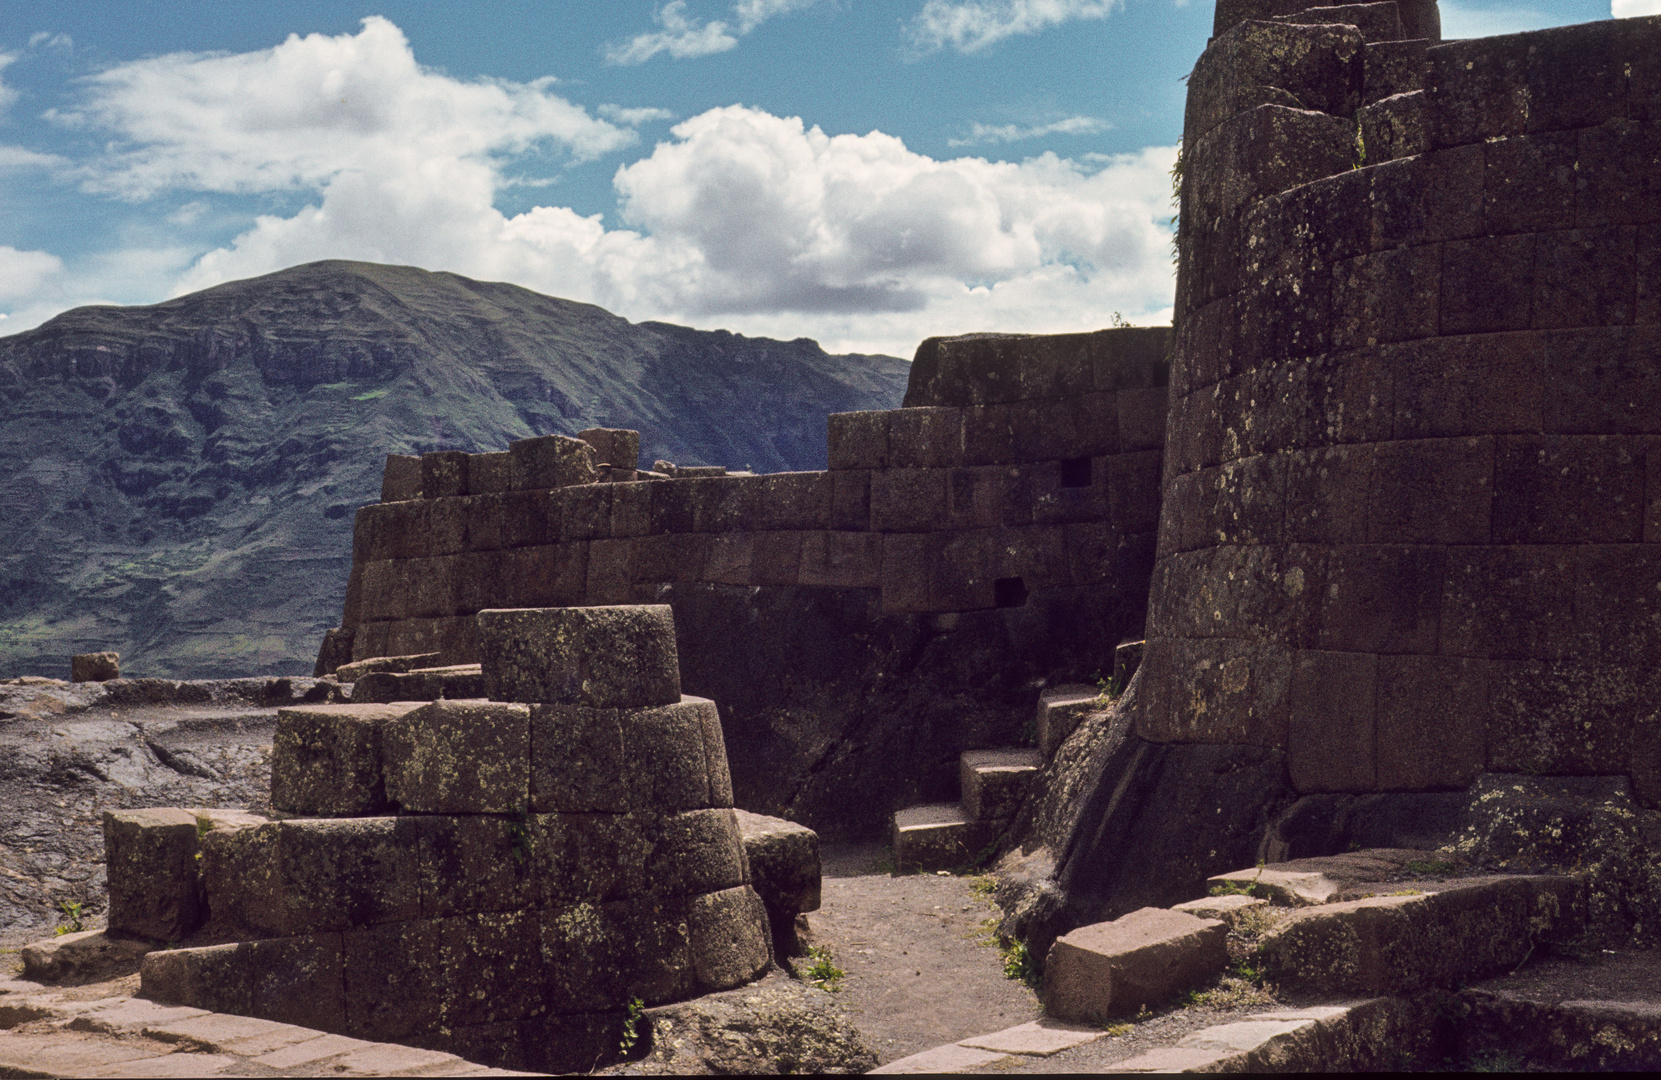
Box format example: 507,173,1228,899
0,260,909,678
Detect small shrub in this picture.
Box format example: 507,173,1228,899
801,946,845,992
999,938,1041,990
1104,1022,1134,1037
619,995,645,1054
54,899,85,936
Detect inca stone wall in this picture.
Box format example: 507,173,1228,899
333,327,1170,665
1143,2,1661,802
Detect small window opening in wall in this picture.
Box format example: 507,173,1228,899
994,576,1029,608
1060,456,1093,488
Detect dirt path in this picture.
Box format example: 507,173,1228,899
809,844,1041,1065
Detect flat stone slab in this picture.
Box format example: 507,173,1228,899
957,1018,1103,1056
960,748,1042,821
891,803,988,873
1171,893,1270,925
868,1043,1012,1073
1260,874,1585,995
1042,907,1228,1023
1037,684,1098,758
1207,849,1451,906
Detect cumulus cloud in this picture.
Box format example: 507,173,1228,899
1613,0,1661,15
948,115,1110,147
598,104,677,125
909,0,1123,54
164,99,1175,354
604,0,817,65
60,16,632,200
0,246,64,305
12,15,1175,356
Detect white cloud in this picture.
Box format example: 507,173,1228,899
162,100,1175,355
61,16,633,201
1438,3,1562,37
13,17,1175,357
604,0,817,65
0,51,18,113
598,104,678,125
604,2,739,64
909,0,1123,54
948,115,1110,146
0,246,64,305
28,32,72,50
1613,0,1661,15
0,144,63,169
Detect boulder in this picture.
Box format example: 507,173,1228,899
1041,907,1228,1022
477,605,681,707
601,969,877,1075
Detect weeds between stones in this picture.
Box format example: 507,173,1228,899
619,996,645,1053
54,899,85,936
800,946,846,992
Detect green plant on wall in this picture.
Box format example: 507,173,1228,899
55,899,86,936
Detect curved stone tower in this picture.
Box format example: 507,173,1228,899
1143,2,1661,800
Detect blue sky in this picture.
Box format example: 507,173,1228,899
0,1,1644,356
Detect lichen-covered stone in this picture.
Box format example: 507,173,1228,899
688,886,773,993
478,605,681,707
382,699,532,813
649,809,750,898
1041,907,1229,1022
102,808,203,942
735,809,821,916
270,702,423,816
509,433,598,491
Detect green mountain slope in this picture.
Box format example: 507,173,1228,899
0,260,908,678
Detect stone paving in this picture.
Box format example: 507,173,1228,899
0,974,534,1077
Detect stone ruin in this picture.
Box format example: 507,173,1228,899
55,0,1661,1069
99,605,822,1074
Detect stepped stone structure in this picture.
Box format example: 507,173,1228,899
1142,1,1661,803
104,606,789,1074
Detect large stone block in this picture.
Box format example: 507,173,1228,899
1184,19,1365,142
1186,105,1358,226
343,919,444,1040
1364,38,1428,105
418,814,539,917
647,809,749,898
277,818,424,933
1314,543,1446,655
1042,908,1228,1023
827,410,890,470
1368,437,1494,544
421,451,470,499
1482,130,1578,235
535,811,650,904
1392,331,1545,439
798,530,882,589
733,810,821,916
530,695,729,814
887,407,965,468
1440,545,1578,660
509,433,598,491
578,427,642,472
1259,875,1584,994
141,934,346,1032
440,909,546,1026
103,808,203,942
71,652,119,683
466,452,514,495
549,482,613,542
270,702,425,816
1531,226,1637,330
1375,654,1487,791
688,886,772,993
382,700,531,813
1493,434,1645,543
477,605,681,707
1426,34,1530,149
540,897,696,1010
1544,327,1661,435
381,453,422,502
1289,649,1378,793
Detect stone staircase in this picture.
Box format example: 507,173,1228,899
889,642,1141,873
877,847,1661,1072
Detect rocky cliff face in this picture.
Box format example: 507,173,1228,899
0,261,907,678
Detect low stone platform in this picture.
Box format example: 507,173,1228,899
0,974,526,1077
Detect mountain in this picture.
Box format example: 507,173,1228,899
0,260,909,678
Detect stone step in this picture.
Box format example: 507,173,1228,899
890,804,996,873
959,748,1043,821
1041,907,1229,1024
1104,998,1447,1073
1036,685,1097,758
1258,873,1583,996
